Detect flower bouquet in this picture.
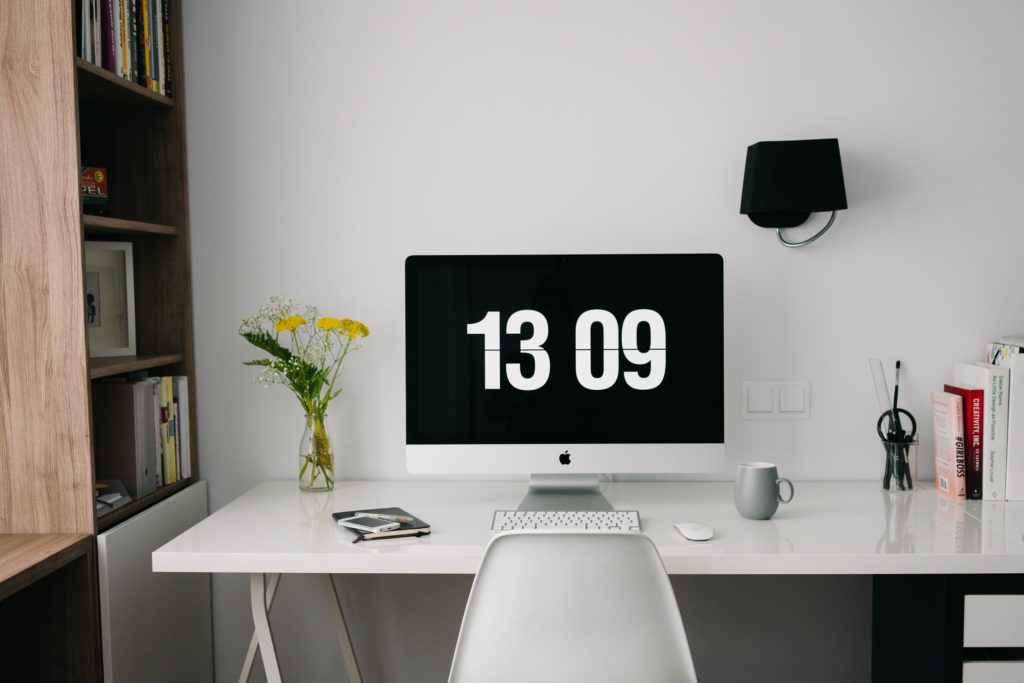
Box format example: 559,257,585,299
240,296,368,491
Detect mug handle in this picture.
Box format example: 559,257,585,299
776,477,794,504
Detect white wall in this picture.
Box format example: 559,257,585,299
182,1,1024,681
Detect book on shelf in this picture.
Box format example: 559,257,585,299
162,0,173,96
953,362,1009,500
92,374,190,499
77,0,172,95
160,375,177,484
987,338,1024,501
943,383,984,500
101,0,114,71
174,376,191,479
931,391,966,499
91,379,159,498
150,378,163,488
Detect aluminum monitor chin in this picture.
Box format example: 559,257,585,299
405,254,724,475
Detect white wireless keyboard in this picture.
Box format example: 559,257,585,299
491,510,642,532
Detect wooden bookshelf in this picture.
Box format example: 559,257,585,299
89,353,185,379
83,214,179,236
97,479,192,532
76,0,200,504
0,535,91,603
0,1,198,678
76,57,173,108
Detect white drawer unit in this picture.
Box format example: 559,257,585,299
963,595,1024,647
98,481,213,683
962,661,1024,683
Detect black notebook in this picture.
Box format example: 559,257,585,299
332,507,431,543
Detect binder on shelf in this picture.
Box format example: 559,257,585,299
91,378,160,498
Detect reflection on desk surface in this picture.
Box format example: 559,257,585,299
152,481,1024,576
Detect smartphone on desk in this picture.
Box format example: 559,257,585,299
336,515,401,534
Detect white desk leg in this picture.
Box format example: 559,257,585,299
323,575,363,683
249,573,283,683
240,573,282,683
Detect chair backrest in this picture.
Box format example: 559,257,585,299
448,531,698,683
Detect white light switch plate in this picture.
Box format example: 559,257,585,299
741,381,811,420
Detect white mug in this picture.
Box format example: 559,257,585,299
734,462,795,520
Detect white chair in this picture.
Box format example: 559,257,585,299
448,531,698,683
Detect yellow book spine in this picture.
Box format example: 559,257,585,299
162,376,176,483
119,0,127,78
141,0,151,89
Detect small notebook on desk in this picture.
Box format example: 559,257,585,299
332,507,431,543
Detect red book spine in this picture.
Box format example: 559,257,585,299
945,384,984,500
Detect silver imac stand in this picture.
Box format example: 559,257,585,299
516,474,614,511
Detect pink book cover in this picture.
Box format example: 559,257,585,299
932,391,967,499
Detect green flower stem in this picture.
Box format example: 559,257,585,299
301,413,334,491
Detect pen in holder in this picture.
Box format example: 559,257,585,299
870,359,919,493
880,438,918,492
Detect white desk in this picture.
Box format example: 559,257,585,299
153,481,1024,682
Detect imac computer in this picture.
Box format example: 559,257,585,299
405,254,724,512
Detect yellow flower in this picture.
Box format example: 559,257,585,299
316,317,343,331
275,315,307,333
340,318,370,340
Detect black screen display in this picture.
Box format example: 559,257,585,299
405,254,723,445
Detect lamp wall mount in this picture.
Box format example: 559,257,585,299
739,138,848,248
776,210,837,248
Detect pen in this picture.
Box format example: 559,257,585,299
891,360,902,424
353,512,414,523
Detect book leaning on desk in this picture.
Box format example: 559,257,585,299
931,391,966,499
987,338,1024,501
951,361,1009,500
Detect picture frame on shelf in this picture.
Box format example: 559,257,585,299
85,241,136,357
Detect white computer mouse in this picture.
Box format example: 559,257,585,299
675,523,714,541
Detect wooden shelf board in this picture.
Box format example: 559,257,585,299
0,534,91,602
97,480,192,532
83,215,178,237
89,353,184,379
75,58,173,108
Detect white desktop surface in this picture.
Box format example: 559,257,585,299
153,480,1024,575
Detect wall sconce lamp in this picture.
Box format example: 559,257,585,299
740,138,848,248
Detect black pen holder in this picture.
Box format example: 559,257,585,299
880,439,918,492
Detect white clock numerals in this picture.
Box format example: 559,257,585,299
467,308,667,391
465,311,501,389
505,310,550,391
574,309,620,391
621,309,666,390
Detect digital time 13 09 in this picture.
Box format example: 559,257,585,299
466,309,666,391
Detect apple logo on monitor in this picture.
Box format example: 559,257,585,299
559,450,571,465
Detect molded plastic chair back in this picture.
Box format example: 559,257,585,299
448,531,698,683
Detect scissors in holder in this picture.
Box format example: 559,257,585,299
877,408,917,491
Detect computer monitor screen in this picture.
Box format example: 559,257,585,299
405,254,724,474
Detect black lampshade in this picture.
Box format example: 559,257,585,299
740,138,847,228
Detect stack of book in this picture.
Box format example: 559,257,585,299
77,0,174,96
92,375,191,501
932,336,1024,501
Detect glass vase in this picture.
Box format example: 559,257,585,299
299,413,334,492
